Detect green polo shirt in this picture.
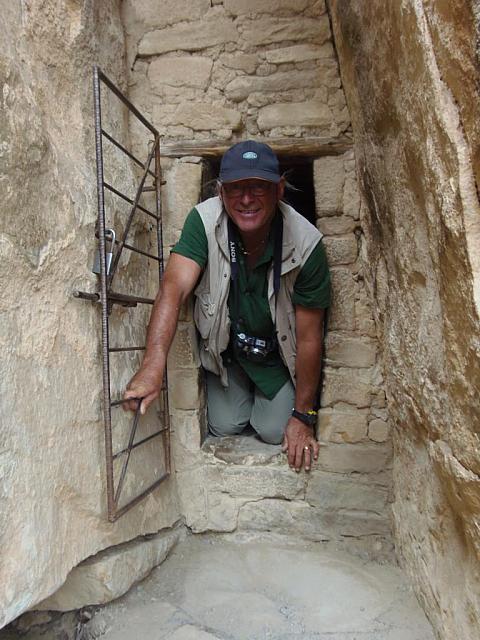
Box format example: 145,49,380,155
172,207,330,399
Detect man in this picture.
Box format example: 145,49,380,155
123,140,330,472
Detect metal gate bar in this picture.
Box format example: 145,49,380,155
74,66,170,522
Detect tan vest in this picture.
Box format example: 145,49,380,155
193,196,322,387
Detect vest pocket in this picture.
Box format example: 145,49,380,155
194,292,216,340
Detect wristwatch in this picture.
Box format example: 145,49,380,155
291,408,317,427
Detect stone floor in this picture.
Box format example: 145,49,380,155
83,534,434,640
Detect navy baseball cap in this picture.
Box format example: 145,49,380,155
219,140,281,184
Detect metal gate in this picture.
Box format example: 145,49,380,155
75,67,170,522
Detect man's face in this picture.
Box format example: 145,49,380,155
220,178,285,236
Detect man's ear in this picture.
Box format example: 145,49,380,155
277,177,286,200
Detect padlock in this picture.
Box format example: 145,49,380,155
92,228,116,275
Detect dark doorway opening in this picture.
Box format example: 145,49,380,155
201,156,316,224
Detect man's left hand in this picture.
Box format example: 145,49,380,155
282,417,320,472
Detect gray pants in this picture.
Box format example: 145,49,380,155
206,364,295,445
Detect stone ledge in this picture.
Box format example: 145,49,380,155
202,433,283,465
33,525,185,612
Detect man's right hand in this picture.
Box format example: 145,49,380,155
122,253,202,416
122,367,163,415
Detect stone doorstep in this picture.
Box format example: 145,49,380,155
199,433,393,550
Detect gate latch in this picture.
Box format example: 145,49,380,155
92,228,116,275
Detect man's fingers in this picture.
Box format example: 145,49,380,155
281,433,289,452
304,446,312,472
312,439,320,460
140,391,158,415
287,440,295,469
294,442,304,472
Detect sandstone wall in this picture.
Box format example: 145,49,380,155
0,1,181,627
329,2,480,638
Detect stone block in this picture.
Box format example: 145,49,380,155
323,235,358,265
35,527,183,611
327,266,356,331
314,156,345,213
237,499,330,541
202,434,283,465
206,464,305,500
170,410,204,457
123,0,211,31
225,70,322,102
318,407,368,443
237,497,390,540
369,418,390,442
168,368,203,411
239,16,330,46
306,471,389,514
175,467,208,531
224,0,311,15
257,101,332,131
316,216,357,235
162,160,202,245
343,173,361,220
221,53,258,74
355,286,377,337
139,19,238,56
266,43,334,64
322,366,373,408
149,57,213,90
154,102,242,131
206,491,243,532
317,442,393,474
325,333,377,368
169,323,200,369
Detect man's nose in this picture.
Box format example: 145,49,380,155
240,189,255,205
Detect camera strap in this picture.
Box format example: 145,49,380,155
227,212,283,325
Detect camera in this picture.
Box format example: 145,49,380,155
234,331,278,362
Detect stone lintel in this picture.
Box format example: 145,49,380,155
161,136,353,158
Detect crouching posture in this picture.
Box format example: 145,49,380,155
123,140,330,472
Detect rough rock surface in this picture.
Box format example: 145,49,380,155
329,2,480,639
0,1,181,627
35,526,184,612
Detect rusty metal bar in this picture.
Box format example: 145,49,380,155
97,68,158,136
101,129,156,178
154,135,172,476
109,473,169,522
107,142,157,286
104,181,158,220
123,242,160,262
112,427,168,460
93,66,116,520
113,403,141,507
109,346,145,352
74,290,154,306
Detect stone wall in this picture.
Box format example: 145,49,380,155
136,0,394,552
0,1,181,627
329,1,480,639
122,0,350,142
